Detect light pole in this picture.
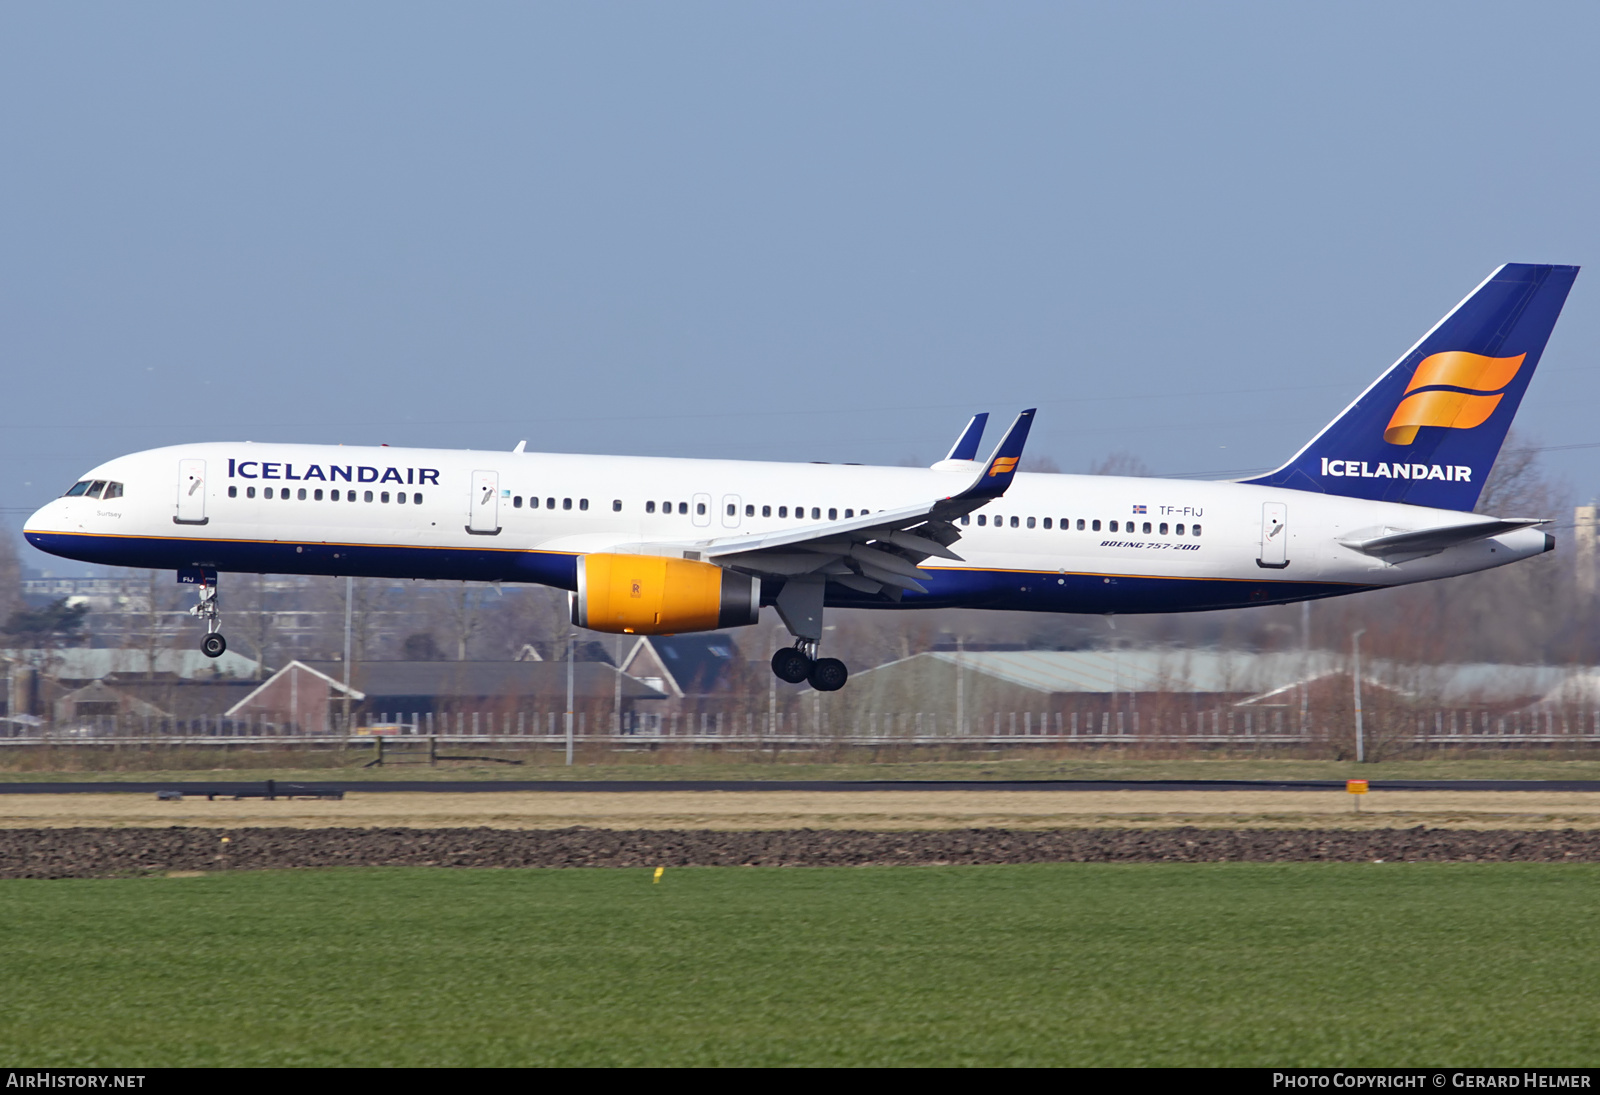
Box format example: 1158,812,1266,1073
565,633,575,766
1352,628,1367,763
342,576,353,734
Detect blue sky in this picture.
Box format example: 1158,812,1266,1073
5,2,1598,569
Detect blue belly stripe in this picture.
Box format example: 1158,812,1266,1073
24,530,1370,616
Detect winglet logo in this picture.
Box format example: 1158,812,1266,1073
988,457,1019,477
1383,351,1526,445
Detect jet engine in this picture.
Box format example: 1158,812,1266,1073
572,553,760,635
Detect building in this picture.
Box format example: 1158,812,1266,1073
618,634,744,698
226,659,668,733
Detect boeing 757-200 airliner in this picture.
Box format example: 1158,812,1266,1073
24,263,1580,691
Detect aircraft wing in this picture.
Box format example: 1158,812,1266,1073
1338,517,1548,559
625,409,1034,598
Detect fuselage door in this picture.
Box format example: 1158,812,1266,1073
692,492,712,528
1258,502,1289,569
468,470,501,535
721,494,742,529
175,459,207,525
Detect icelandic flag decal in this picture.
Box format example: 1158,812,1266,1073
1132,504,1147,514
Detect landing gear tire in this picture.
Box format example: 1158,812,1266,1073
808,657,848,692
772,647,812,683
201,633,227,658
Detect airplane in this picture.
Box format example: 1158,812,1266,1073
23,262,1580,691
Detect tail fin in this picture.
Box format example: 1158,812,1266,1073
1241,263,1579,511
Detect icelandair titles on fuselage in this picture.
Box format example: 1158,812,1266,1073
1320,458,1470,481
228,459,441,486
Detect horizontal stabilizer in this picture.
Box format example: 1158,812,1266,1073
1339,518,1547,558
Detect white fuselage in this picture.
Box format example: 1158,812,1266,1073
24,441,1551,618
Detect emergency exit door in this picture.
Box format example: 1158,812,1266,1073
468,470,501,534
175,459,207,525
1258,502,1289,569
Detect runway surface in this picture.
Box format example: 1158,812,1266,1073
4,779,1600,794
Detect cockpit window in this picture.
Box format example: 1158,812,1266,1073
103,482,123,499
85,481,106,498
64,481,91,497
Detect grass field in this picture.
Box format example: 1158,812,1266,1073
8,748,1600,783
3,864,1598,1066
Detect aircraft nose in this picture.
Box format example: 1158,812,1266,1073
24,498,63,536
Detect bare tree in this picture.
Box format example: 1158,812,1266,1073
1088,451,1152,477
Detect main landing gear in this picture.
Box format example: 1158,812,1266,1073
771,642,848,692
768,577,849,691
188,572,228,658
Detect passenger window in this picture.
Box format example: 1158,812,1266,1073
811,507,820,520
646,501,656,514
547,498,555,509
314,489,324,501
295,488,304,500
977,515,986,526
228,486,237,499
778,506,787,518
1026,517,1036,529
1175,523,1184,535
844,509,853,519
513,496,522,508
613,499,622,512
960,515,969,525
247,487,256,499
65,481,91,496
1077,519,1085,531
1142,522,1151,534
264,487,274,500
1159,522,1168,534
696,502,706,516
1091,519,1100,531
726,504,735,517
763,505,772,517
1010,516,1019,528
745,504,754,516
397,492,407,504
103,482,123,499
364,490,374,502
530,497,540,509
1193,524,1202,536
580,499,589,511
678,502,688,515
828,508,837,520
413,493,422,505
563,498,572,510
381,492,391,503
348,490,358,501
1042,518,1051,529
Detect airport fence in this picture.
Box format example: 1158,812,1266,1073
5,704,1600,751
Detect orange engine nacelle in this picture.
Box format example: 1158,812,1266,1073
572,553,761,635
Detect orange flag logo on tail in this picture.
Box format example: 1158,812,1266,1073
1383,352,1525,445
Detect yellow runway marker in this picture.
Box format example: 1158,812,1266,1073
653,867,664,883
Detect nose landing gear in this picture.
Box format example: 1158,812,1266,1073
183,568,228,658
